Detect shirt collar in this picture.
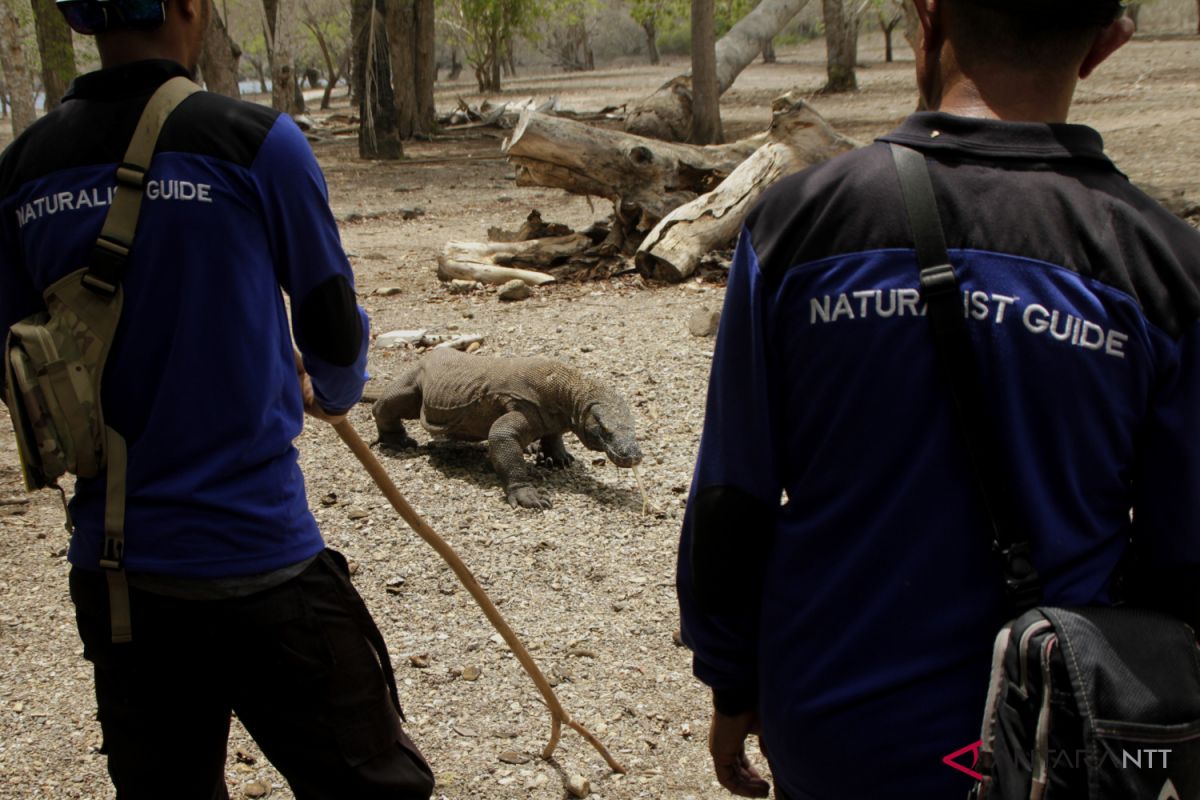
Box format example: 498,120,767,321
63,59,193,102
877,111,1114,167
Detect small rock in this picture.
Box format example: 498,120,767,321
466,341,482,353
234,748,256,765
498,280,532,302
462,665,482,681
399,207,425,220
580,344,595,353
498,750,530,765
672,629,684,647
376,286,403,296
448,279,483,295
319,492,338,506
409,653,430,669
688,307,721,337
242,780,271,798
347,508,368,521
453,723,478,738
566,773,591,798
385,577,406,595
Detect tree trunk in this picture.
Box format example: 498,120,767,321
0,0,36,136
880,12,898,63
637,96,857,281
626,0,811,140
821,0,858,92
505,110,769,230
199,4,241,98
448,48,462,80
642,18,659,65
690,0,722,144
902,0,919,58
355,0,402,159
264,0,303,114
761,37,775,63
29,0,73,110
414,0,435,134
385,0,416,138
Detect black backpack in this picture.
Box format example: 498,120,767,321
891,142,1200,800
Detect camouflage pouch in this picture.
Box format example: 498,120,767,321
5,268,121,490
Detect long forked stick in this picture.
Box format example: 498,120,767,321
333,420,626,774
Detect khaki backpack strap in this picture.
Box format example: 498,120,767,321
101,428,131,642
83,76,201,296
92,77,200,643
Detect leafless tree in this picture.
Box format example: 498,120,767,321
690,0,723,144
29,0,74,109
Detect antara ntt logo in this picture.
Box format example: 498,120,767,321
942,740,1181,797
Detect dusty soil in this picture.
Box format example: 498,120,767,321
2,34,1198,800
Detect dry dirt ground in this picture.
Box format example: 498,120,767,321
2,33,1199,800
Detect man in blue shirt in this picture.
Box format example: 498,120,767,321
0,0,434,795
678,1,1200,797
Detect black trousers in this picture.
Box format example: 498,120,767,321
70,549,435,800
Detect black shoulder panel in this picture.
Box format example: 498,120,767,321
0,90,280,197
745,141,1200,340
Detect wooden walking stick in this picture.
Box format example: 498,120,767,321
333,419,626,774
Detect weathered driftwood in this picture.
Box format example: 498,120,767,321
636,96,859,281
504,110,769,229
437,236,596,285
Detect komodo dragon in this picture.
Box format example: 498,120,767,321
372,348,643,509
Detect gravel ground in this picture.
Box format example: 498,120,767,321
1,33,1197,800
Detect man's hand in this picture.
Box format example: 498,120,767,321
295,350,348,426
709,709,771,798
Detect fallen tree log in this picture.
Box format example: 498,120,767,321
626,0,813,141
636,96,859,281
436,236,595,285
504,109,778,230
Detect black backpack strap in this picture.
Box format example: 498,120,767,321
890,142,1043,614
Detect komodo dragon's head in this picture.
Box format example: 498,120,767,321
574,390,643,468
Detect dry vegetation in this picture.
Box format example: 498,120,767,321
1,31,1198,800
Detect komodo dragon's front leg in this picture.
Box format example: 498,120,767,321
489,411,552,510
372,367,422,450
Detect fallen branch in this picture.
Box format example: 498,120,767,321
437,236,596,285
333,420,625,774
636,95,858,281
504,111,765,228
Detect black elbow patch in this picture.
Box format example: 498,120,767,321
296,276,362,366
690,485,776,614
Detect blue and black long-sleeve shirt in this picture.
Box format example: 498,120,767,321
678,113,1200,799
0,60,369,579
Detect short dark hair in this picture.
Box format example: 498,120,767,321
945,0,1125,69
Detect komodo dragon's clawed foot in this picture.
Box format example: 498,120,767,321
375,430,420,453
533,435,575,469
507,485,553,510
534,449,575,469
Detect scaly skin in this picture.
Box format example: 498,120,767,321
372,349,643,509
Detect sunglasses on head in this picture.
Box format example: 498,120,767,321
56,0,165,35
